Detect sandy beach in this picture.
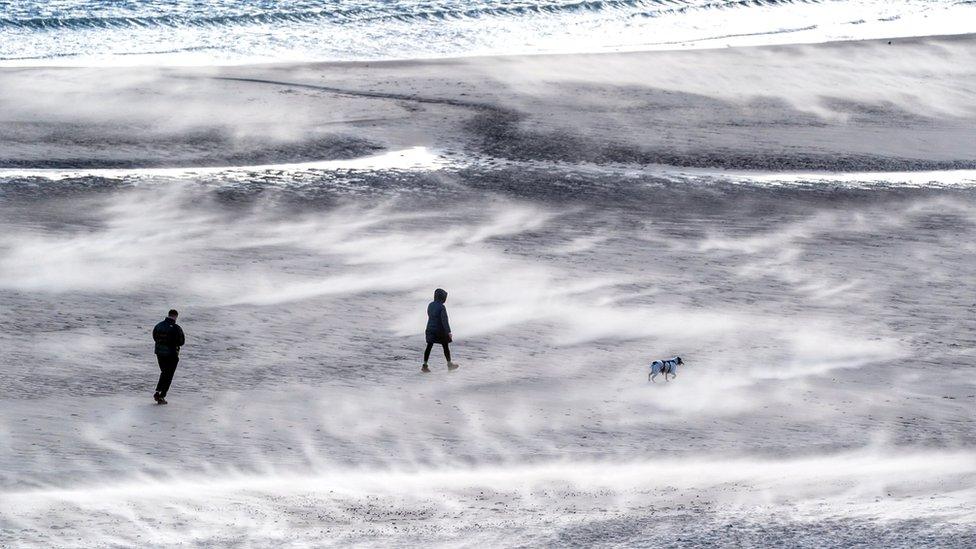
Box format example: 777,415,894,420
2,9,975,547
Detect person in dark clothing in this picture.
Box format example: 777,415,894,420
152,309,185,404
423,288,458,373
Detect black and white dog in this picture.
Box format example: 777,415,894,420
648,356,683,382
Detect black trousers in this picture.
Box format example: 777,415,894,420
423,341,451,363
155,354,179,397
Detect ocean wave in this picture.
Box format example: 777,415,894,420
0,1,680,31
0,0,898,32
1,0,974,65
638,0,833,18
0,10,364,31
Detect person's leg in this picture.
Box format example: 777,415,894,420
442,342,452,363
157,356,179,397
423,342,434,363
171,356,180,394
155,355,167,397
156,356,171,397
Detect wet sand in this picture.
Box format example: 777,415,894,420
2,34,975,171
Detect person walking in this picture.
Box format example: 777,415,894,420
423,288,458,373
152,309,185,404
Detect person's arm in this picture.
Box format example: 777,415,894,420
440,307,452,337
175,325,186,348
152,324,162,343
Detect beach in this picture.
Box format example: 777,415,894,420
3,34,976,172
2,8,976,548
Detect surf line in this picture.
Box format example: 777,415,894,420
0,147,448,179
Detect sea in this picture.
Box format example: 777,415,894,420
0,0,974,65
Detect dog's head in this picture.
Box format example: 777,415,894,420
676,356,683,365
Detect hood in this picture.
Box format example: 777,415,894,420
433,288,448,303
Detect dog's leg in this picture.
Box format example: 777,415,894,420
650,373,657,383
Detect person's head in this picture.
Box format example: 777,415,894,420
167,309,179,320
433,288,448,303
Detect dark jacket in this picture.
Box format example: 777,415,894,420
425,289,451,338
153,317,185,356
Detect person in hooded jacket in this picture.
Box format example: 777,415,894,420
152,309,185,404
423,288,459,372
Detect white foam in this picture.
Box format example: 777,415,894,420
0,146,447,180
460,154,976,189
